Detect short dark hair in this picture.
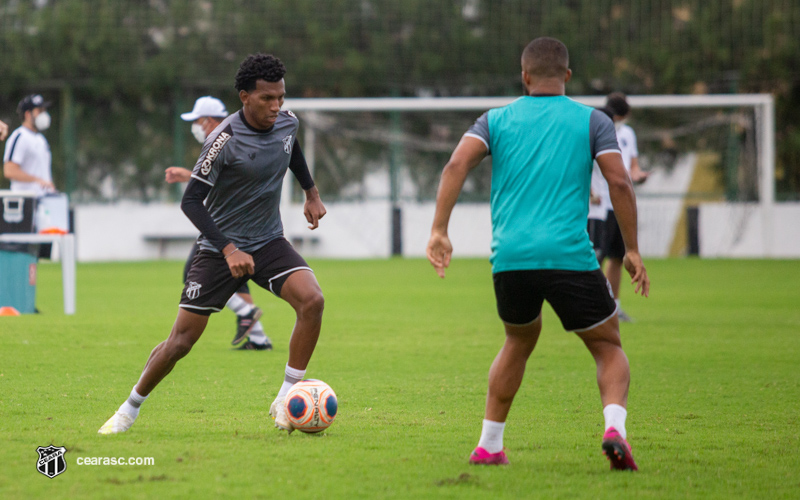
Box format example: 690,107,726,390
606,92,631,118
521,37,569,78
234,54,286,92
596,106,615,120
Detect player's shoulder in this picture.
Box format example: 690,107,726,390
279,109,300,126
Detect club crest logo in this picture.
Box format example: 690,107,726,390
36,445,67,478
283,134,293,154
186,281,202,300
286,110,296,118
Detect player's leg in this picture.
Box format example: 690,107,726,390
603,211,632,322
227,282,270,349
98,310,210,435
546,268,637,470
575,316,638,471
250,238,323,432
471,271,544,465
99,249,242,435
136,309,210,395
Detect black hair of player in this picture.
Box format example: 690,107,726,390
521,37,569,78
606,92,630,118
596,106,615,120
235,54,287,92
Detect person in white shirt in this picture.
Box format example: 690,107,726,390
594,93,648,322
3,94,55,194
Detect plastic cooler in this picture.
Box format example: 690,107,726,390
0,191,39,314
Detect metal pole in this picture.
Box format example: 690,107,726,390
60,86,77,196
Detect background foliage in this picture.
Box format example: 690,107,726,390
0,0,798,200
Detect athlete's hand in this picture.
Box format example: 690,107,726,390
38,178,56,191
0,119,8,141
224,246,254,279
165,167,192,184
426,231,453,279
623,250,650,297
304,186,326,230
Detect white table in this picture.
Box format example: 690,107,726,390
0,233,76,315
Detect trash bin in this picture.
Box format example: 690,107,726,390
1,191,39,313
0,249,37,313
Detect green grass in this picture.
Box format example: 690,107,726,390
1,258,799,499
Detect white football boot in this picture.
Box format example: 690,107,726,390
98,412,136,435
269,397,294,434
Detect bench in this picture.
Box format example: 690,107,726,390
143,233,198,259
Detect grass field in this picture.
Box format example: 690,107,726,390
1,258,798,499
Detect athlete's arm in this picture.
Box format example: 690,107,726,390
165,166,192,184
3,160,55,190
287,139,325,229
181,179,254,278
181,179,231,251
629,157,648,184
289,139,314,190
597,152,649,297
427,136,487,278
0,119,8,141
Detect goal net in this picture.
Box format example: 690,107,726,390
281,95,775,258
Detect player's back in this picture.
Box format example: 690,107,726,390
486,96,606,273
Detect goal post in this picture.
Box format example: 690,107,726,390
281,94,776,257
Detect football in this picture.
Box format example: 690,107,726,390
284,380,338,433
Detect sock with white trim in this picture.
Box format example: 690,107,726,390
226,294,252,316
477,419,505,454
119,387,148,418
277,365,306,398
603,404,627,439
249,321,267,344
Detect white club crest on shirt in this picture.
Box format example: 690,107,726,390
186,281,202,300
283,134,293,154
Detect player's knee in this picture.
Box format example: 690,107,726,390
167,338,194,360
299,290,325,319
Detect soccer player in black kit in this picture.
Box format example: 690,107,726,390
100,54,326,434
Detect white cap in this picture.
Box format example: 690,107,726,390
180,96,228,121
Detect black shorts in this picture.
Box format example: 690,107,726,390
493,269,617,331
603,211,625,260
587,218,606,263
179,237,311,316
184,242,249,295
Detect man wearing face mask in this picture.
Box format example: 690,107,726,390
3,94,55,194
165,96,272,351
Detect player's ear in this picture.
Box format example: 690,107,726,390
564,68,572,84
521,70,531,87
239,89,249,106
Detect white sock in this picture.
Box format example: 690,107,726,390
249,327,268,344
226,294,252,316
277,365,306,398
119,388,148,418
477,419,505,454
603,404,627,438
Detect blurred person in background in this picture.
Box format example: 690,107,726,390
3,94,55,194
594,93,649,322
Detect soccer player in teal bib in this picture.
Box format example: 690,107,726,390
427,37,650,470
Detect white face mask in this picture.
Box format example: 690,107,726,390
34,111,51,131
191,122,206,144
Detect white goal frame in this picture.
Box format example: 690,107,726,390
283,94,776,255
